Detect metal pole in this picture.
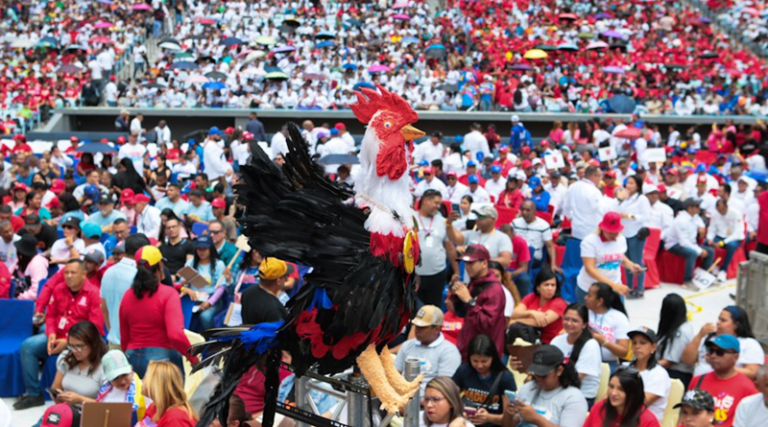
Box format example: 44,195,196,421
403,358,422,427
347,369,368,427
295,375,309,427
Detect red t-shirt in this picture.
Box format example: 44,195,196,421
688,372,758,427
234,364,292,414
141,404,196,427
509,234,531,270
519,294,566,344
441,310,465,346
0,262,10,298
583,399,660,427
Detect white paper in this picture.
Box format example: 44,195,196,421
643,148,666,163
544,151,565,169
225,303,243,327
598,146,617,161
692,268,716,291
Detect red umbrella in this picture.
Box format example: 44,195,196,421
90,36,114,44
199,18,217,25
614,127,642,139
559,13,578,21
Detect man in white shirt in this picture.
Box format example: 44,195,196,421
129,113,144,138
270,125,290,159
644,185,674,238
133,194,162,239
706,199,745,281
513,200,558,272
335,122,356,153
153,120,171,146
444,171,468,204
665,198,715,286
684,164,719,194
615,158,636,185
562,166,616,240
733,366,768,427
117,134,147,176
413,167,447,198
462,123,490,158
732,176,756,205
203,127,231,182
483,165,506,202
465,175,490,204
104,76,118,107
544,171,567,216
692,176,718,216
413,132,446,165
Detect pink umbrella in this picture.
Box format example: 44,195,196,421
90,36,114,44
237,49,255,57
368,64,390,73
94,22,113,29
586,40,609,50
392,0,409,8
602,66,625,74
742,7,759,16
186,74,210,84
132,3,151,11
199,18,217,25
393,13,411,21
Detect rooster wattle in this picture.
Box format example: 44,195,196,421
191,86,426,426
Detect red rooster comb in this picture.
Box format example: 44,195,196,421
350,85,418,125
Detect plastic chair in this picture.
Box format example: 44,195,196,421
183,329,205,384
595,363,610,402
643,229,662,289
561,238,583,303
661,379,684,427
495,206,516,228
181,295,194,330
657,249,688,285
0,300,34,396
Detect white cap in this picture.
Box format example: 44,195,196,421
511,114,520,123
532,158,542,166
643,184,659,195
515,171,527,181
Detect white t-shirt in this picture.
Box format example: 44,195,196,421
118,143,147,175
576,233,627,292
550,334,602,398
733,392,768,427
51,238,86,262
512,217,553,261
588,309,630,362
502,286,514,318
638,364,670,421
693,336,765,376
656,322,695,374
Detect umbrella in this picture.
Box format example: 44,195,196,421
742,7,759,16
393,13,411,21
559,13,578,21
245,51,265,62
158,41,181,50
278,24,296,33
132,3,151,11
173,52,196,60
195,55,215,64
64,44,88,51
202,81,226,90
577,32,596,39
39,36,58,45
392,0,409,8
271,45,296,54
90,36,113,44
353,82,376,91
236,49,254,57
97,0,113,4
698,51,718,59
608,94,636,114
264,66,283,73
56,64,82,73
614,127,642,139
220,37,243,47
609,42,627,51
342,63,357,70
142,82,166,89
401,36,420,45
523,49,548,59
315,31,336,40
558,43,578,51
586,40,609,50
35,39,58,48
189,34,207,40
186,75,209,84
368,64,390,73
158,36,177,45
11,40,34,48
345,19,362,28
172,61,198,70
665,63,688,70
255,36,276,45
265,71,289,80
317,154,360,165
282,18,300,27
594,13,611,19
602,66,625,74
425,44,446,51
510,63,534,71
205,71,227,80
316,41,336,48
94,22,113,29
698,17,712,24
76,143,116,154
303,73,326,80
436,83,458,92
198,18,217,25
534,44,558,51
601,30,624,39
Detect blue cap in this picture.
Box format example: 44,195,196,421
454,135,464,143
330,128,339,136
687,147,697,154
81,223,102,239
706,334,740,352
468,175,479,184
476,151,485,161
528,176,542,188
695,163,706,173
491,165,502,173
208,126,223,136
418,160,429,167
195,235,215,249
84,185,100,200
467,160,476,167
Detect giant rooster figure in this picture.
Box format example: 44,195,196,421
192,86,427,426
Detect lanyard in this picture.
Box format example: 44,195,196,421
419,215,434,236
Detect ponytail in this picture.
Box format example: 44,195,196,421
592,282,628,318
565,303,593,366
132,260,160,299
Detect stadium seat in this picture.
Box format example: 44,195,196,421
534,211,552,224
643,229,662,289
181,295,195,330
561,238,583,302
657,249,687,285
495,206,516,228
596,363,610,402
0,300,34,397
694,150,717,166
661,379,684,427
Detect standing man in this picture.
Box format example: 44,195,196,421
129,112,145,138
733,366,768,427
447,205,512,269
509,115,530,153
154,120,172,146
245,112,266,142
118,134,147,175
562,166,614,241
133,194,162,240
413,132,447,165
203,127,231,185
513,200,559,273
415,190,458,307
463,123,490,158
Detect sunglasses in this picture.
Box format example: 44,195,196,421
706,347,737,357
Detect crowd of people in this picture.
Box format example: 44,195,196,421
2,105,768,427
712,1,768,58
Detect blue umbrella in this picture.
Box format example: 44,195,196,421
342,63,357,70
353,82,376,91
425,44,446,51
202,81,226,90
315,31,336,40
76,143,117,154
271,45,296,54
171,61,199,70
220,37,243,46
401,36,420,45
344,19,362,28
608,94,636,114
316,41,336,48
64,44,88,51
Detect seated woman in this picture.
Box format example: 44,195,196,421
627,328,670,422
655,294,695,388
582,368,660,427
584,283,631,372
550,303,602,407
137,361,197,427
452,335,516,427
96,350,150,425
509,267,567,344
422,377,475,427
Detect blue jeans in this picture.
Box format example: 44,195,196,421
127,347,184,378
153,20,163,38
625,235,646,292
575,286,588,304
713,237,742,272
513,271,531,297
668,244,715,282
194,299,224,332
20,332,49,397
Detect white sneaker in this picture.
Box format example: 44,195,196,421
717,271,727,282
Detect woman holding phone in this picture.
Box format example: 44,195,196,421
48,321,107,407
550,303,602,407
421,377,476,427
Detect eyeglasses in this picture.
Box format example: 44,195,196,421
706,347,737,357
164,225,178,230
209,230,223,234
67,344,87,353
423,396,445,404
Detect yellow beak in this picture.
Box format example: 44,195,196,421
400,125,426,141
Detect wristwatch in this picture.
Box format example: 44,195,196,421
467,298,477,307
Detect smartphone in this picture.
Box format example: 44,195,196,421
504,390,520,405
464,407,478,416
46,388,60,399
451,203,460,213
466,219,476,230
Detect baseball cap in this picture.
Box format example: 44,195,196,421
13,182,28,192
83,184,100,201
84,250,105,265
499,145,509,153
133,194,151,204
521,146,531,154
135,245,162,267
695,163,706,173
60,217,81,231
696,175,707,186
46,197,61,209
528,176,542,188
511,114,520,123
706,334,740,352
604,170,617,178
334,122,346,130
466,160,476,167
540,140,550,147
657,183,668,193
41,403,80,427
417,160,429,167
627,326,658,343
446,171,458,178
259,257,294,280
330,128,339,136
113,242,126,254
598,211,624,234
528,345,565,376
549,170,561,179
211,198,226,209
521,160,532,169
50,179,66,194
411,305,444,327
490,165,502,173
98,195,112,204
117,136,126,144
643,184,658,195
208,126,223,136
102,350,132,381
674,389,715,412
457,244,491,262
195,235,214,249
682,197,701,209
472,205,498,219
81,223,103,239
120,188,135,205
454,135,464,143
468,175,479,184
423,166,434,175
431,131,443,138
70,136,79,142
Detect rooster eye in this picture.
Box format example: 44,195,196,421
384,122,392,128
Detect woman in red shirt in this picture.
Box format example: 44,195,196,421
138,361,197,427
495,176,524,214
119,245,196,378
509,267,566,344
583,368,660,427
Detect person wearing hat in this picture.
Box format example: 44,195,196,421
684,163,719,195
9,181,28,212
84,195,127,233
687,335,758,427
502,345,588,427
414,166,448,198
602,170,620,199
134,193,162,240
676,389,717,427
449,244,507,360
485,165,506,201
241,257,294,325
459,161,487,187
39,402,81,427
81,222,107,262
182,235,231,330
643,184,674,236
527,176,550,213
509,115,531,153
95,350,149,425
576,212,643,302
393,305,461,393
19,212,55,252
692,175,717,213
627,327,671,421
733,366,768,427
495,174,524,212
50,217,86,266
664,198,715,286
448,204,513,272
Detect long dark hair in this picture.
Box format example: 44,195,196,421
591,282,628,317
533,266,561,299
657,294,687,358
723,305,755,338
132,260,162,299
59,192,81,213
601,368,646,427
192,240,220,271
64,320,107,375
565,303,593,367
467,335,506,375
629,333,659,370
118,157,147,188
625,175,643,196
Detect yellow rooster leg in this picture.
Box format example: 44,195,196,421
380,347,423,395
356,344,411,414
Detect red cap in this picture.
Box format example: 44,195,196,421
521,160,532,169
70,136,78,142
457,244,491,262
657,183,668,192
521,146,531,154
211,197,226,209
46,197,60,209
13,182,27,192
604,170,617,178
100,137,109,143
117,136,126,144
50,179,65,194
243,132,253,140
667,168,678,176
446,171,458,177
13,134,25,141
120,188,135,205
224,126,235,134
697,175,707,185
423,166,434,175
335,122,346,131
109,75,115,81
41,403,78,427
588,159,600,167
133,194,151,204
499,146,509,153
598,211,624,234
540,140,549,147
